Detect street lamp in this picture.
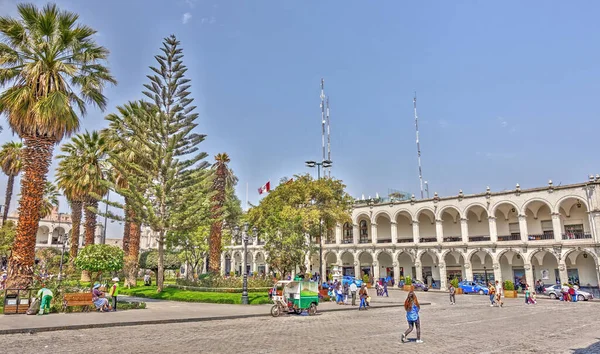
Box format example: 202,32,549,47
305,159,332,285
234,223,258,305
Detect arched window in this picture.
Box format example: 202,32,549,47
360,220,369,243
343,223,353,244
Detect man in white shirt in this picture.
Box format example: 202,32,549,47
349,282,358,306
495,280,503,307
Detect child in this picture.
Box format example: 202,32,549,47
109,277,120,311
401,291,423,343
36,285,53,315
449,283,456,305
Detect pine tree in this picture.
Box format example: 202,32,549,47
107,35,208,292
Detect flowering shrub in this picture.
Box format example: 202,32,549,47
74,244,124,281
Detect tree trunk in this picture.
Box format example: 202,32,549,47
81,199,98,282
69,200,83,261
125,220,141,288
157,229,165,293
6,136,54,289
2,174,15,224
122,199,131,254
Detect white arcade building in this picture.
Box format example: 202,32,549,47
223,176,600,295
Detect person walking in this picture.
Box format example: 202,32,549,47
383,281,389,297
350,282,358,306
449,283,456,305
358,284,368,310
488,282,496,306
495,280,503,307
401,291,422,344
343,283,349,304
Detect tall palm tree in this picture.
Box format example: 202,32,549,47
56,156,87,260
39,182,60,219
0,4,116,288
208,153,237,273
0,141,23,223
57,131,108,247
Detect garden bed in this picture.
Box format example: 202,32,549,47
166,284,271,293
119,286,271,305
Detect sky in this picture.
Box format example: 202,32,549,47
1,0,599,238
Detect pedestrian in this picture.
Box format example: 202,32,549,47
343,283,349,304
383,281,389,297
401,291,423,344
109,277,120,311
358,284,368,310
350,282,358,306
495,280,503,307
488,282,496,306
144,272,151,286
336,284,344,304
449,283,456,305
568,285,575,302
36,284,53,315
524,284,530,304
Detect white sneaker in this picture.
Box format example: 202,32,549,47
490,304,494,307
401,334,406,343
416,340,424,344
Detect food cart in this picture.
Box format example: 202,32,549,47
270,280,319,317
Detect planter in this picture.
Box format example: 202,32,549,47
504,290,517,298
455,288,463,295
403,285,414,292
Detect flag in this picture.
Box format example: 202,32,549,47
258,181,271,195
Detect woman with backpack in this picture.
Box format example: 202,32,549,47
401,291,423,344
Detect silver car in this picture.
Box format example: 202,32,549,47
544,284,593,301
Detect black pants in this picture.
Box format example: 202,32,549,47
112,296,117,311
404,318,421,340
450,294,455,303
351,292,356,305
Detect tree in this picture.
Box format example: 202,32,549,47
247,174,353,276
208,153,237,273
40,182,60,219
0,221,16,258
57,131,108,247
0,141,22,223
0,4,116,288
106,36,208,292
56,159,86,261
139,249,182,282
168,226,209,280
73,244,124,282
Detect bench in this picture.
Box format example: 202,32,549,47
62,292,93,312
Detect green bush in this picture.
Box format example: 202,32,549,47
362,274,369,284
503,280,515,290
119,286,271,305
450,278,459,288
404,275,412,285
167,284,271,293
176,274,273,288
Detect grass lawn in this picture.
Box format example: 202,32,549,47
119,286,271,305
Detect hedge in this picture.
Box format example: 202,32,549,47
166,284,271,293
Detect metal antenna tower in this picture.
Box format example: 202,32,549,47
414,93,425,199
320,78,326,169
326,96,331,177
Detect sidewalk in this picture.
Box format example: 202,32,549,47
0,296,411,335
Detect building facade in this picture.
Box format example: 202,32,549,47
223,176,600,293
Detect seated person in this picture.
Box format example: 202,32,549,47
92,283,110,312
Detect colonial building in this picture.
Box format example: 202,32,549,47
223,176,600,294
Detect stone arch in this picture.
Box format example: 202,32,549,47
392,208,415,222
436,205,463,221
467,249,494,266
417,250,439,264
521,197,553,217
464,202,489,217
415,207,436,223
442,249,466,282
377,250,394,279
496,248,525,264
418,250,440,286
490,200,520,218
352,211,371,225
396,250,416,263
324,250,338,264
529,248,561,285
555,195,589,215
375,211,393,243
372,209,393,223
563,248,599,266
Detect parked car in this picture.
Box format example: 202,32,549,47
544,284,593,301
341,275,363,287
412,279,429,291
458,281,489,295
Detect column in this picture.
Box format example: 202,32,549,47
265,263,270,277
393,262,401,284
353,224,359,244
558,262,569,285
551,213,563,242
525,264,534,286
464,262,473,282
335,225,342,244
488,217,498,243
354,262,361,279
519,214,529,242
371,223,378,244
373,261,380,281
460,218,469,243
220,255,226,275
439,263,447,290
435,219,443,243
415,261,423,282
493,263,502,284
412,221,420,243
391,221,397,244
47,229,53,245
252,259,257,274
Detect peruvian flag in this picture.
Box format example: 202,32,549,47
258,181,271,194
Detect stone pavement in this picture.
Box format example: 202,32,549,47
0,293,407,334
1,291,599,354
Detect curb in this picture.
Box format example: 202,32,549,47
0,302,420,335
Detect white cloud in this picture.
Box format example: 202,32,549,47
182,12,192,24
497,116,508,127
200,16,216,25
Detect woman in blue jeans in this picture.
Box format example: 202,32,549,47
358,284,368,310
401,291,423,343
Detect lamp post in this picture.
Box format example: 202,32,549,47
305,159,332,284
235,223,258,305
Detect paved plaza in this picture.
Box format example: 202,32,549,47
1,291,599,354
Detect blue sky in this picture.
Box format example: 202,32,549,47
1,0,599,238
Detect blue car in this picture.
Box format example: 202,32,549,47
341,275,363,287
458,281,489,295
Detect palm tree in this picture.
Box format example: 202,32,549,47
0,4,116,288
40,182,60,219
56,156,87,260
57,131,108,247
0,141,23,223
208,153,237,273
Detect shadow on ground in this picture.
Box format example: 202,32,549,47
572,339,600,353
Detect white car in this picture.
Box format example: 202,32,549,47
544,284,593,301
